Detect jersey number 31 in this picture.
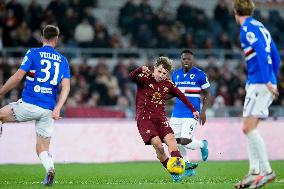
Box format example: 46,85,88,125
37,59,60,85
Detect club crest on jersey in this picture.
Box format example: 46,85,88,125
190,74,195,79
151,92,162,104
246,32,257,44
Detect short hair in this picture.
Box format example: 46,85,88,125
233,0,255,16
155,56,172,72
42,25,60,40
181,49,194,55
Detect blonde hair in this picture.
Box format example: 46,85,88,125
155,56,173,72
233,0,255,16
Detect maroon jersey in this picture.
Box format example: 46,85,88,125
129,67,196,120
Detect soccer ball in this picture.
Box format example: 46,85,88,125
167,157,185,175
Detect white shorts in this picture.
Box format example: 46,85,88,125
243,84,275,118
10,99,54,138
169,118,197,139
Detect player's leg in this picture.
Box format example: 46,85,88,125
169,118,185,158
35,109,55,186
246,86,276,188
37,136,55,186
236,85,275,188
151,136,169,168
180,118,208,161
0,104,20,137
164,132,196,178
160,134,185,182
235,117,261,189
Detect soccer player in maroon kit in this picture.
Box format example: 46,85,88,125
129,57,199,181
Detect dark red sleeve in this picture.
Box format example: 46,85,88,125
169,84,197,112
129,67,143,84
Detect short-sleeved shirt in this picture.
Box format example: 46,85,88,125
20,45,70,110
171,67,210,118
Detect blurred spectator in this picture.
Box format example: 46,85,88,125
46,0,66,21
118,0,137,34
6,0,24,24
74,18,94,47
59,8,78,44
16,21,38,47
26,0,43,31
214,0,231,31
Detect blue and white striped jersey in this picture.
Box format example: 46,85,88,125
240,17,280,85
20,45,70,110
171,67,210,118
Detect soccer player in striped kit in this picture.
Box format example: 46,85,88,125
233,0,280,188
0,25,70,186
170,49,210,176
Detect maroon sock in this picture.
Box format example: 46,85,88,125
171,151,182,158
161,158,169,168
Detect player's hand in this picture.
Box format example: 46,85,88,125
193,111,199,120
52,108,62,120
142,66,151,76
266,82,279,97
200,111,206,126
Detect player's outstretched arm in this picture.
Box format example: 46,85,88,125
52,78,70,120
200,89,211,126
0,69,26,99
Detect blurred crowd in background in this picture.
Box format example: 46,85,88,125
1,0,284,49
0,0,284,117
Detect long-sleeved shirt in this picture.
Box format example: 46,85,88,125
129,67,196,120
240,17,281,84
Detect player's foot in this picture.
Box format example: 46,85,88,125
201,140,208,161
181,168,196,178
235,174,260,188
249,171,276,189
42,168,55,186
185,161,198,170
171,173,182,182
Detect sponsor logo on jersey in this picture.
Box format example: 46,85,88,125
34,85,53,94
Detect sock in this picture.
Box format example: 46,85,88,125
161,158,169,169
170,150,182,158
247,129,272,174
39,151,54,173
247,132,260,174
184,138,203,150
178,144,188,162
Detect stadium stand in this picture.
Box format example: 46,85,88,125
0,0,283,117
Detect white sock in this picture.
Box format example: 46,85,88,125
247,130,272,174
184,138,204,150
247,132,260,174
178,144,189,162
39,151,54,173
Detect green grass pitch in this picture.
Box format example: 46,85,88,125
0,161,283,189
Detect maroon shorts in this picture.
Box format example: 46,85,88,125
137,117,174,145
